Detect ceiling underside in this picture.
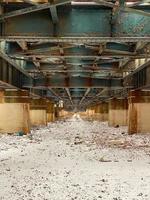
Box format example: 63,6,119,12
0,0,150,110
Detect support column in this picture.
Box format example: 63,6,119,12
59,109,69,119
86,106,95,120
94,104,100,120
0,90,30,134
128,90,150,134
109,98,128,127
47,101,55,122
94,102,108,121
30,98,47,126
91,106,96,120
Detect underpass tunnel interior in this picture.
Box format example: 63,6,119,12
1,1,150,199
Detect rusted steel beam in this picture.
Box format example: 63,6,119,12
24,76,123,88
123,60,150,89
1,37,150,43
0,0,71,20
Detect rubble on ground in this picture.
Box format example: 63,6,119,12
0,115,150,200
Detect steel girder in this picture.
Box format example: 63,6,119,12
0,4,150,38
7,42,135,55
0,2,150,109
1,37,150,43
124,60,150,89
0,55,47,97
0,6,111,37
0,56,32,88
24,76,123,88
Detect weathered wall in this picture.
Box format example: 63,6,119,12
94,103,108,121
47,113,55,122
108,98,128,127
30,109,47,126
0,103,30,134
109,109,128,126
94,113,108,121
128,103,150,134
128,90,150,134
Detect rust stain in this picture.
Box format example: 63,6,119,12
23,103,30,134
128,103,137,134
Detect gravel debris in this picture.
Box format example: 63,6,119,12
0,114,150,200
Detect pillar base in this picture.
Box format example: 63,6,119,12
128,90,150,134
109,98,128,127
47,113,55,122
30,109,47,126
94,113,108,121
94,103,108,121
0,103,30,134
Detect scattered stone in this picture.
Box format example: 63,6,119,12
100,179,106,182
0,115,150,199
99,157,112,162
137,193,143,196
127,160,132,162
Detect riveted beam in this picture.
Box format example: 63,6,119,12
49,0,59,24
0,48,30,78
94,0,114,8
48,88,62,100
0,5,149,37
124,60,150,89
124,7,150,17
65,88,73,105
79,88,91,105
0,0,71,20
1,7,111,37
1,37,150,43
17,41,28,51
10,55,150,60
0,56,32,88
25,76,123,88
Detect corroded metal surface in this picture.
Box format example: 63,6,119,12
0,1,150,109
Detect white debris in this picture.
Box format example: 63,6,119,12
0,114,150,200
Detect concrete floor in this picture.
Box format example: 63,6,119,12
0,114,150,200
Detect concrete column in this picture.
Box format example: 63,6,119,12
59,109,71,119
94,102,108,121
59,109,64,118
30,99,47,126
0,90,30,134
94,105,100,120
55,106,61,120
109,98,128,127
47,102,55,123
128,90,150,134
89,107,95,119
47,112,55,122
0,90,4,103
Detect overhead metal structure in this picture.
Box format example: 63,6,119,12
0,0,150,110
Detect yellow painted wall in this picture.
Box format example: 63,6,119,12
94,113,108,121
0,103,30,134
30,109,47,126
128,103,150,134
109,109,128,126
47,113,55,122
